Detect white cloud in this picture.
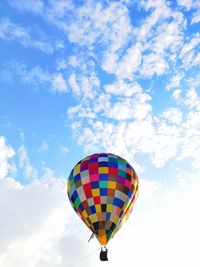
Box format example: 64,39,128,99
37,140,49,153
172,76,200,108
134,0,171,40
115,43,142,79
5,62,71,94
80,73,100,99
18,145,38,180
160,108,183,124
105,80,142,97
56,0,199,171
139,15,184,76
60,146,69,154
0,19,55,54
68,73,200,169
60,1,131,49
0,137,15,179
68,55,79,68
131,175,200,267
21,65,51,85
1,164,200,267
19,130,25,142
191,10,200,24
172,89,182,100
71,105,96,120
8,0,44,14
1,130,200,267
56,59,68,71
6,59,100,97
141,53,169,76
52,73,68,93
179,33,200,69
102,42,142,79
101,0,186,78
68,72,100,99
62,0,199,169
46,0,132,85
68,73,81,96
177,0,193,10
0,175,80,267
177,0,200,10
106,94,151,121
108,101,133,121
184,87,200,109
167,73,184,91
0,137,96,267
46,0,74,20
41,141,49,152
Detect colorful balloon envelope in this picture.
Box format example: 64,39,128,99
67,153,139,245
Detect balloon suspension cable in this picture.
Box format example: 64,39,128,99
88,233,94,242
66,248,101,267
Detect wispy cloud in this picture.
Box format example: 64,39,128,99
67,66,200,168
177,0,200,10
37,140,49,153
49,1,131,50
1,0,200,170
18,144,38,179
0,136,15,179
191,10,200,24
8,0,44,14
52,73,68,93
59,0,199,170
3,61,69,94
0,18,60,54
60,146,69,154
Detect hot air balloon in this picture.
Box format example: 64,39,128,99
67,153,139,261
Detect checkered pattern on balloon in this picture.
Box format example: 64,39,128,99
67,153,139,245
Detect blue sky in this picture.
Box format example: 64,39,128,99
0,0,200,266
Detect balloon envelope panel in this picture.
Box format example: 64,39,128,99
67,153,139,245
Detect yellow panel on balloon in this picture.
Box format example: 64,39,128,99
92,188,100,197
73,164,81,176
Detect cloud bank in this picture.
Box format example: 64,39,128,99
1,137,200,267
